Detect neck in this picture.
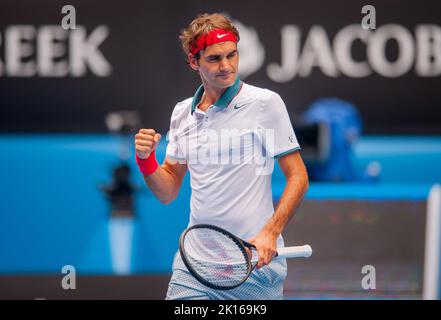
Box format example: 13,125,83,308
200,78,227,106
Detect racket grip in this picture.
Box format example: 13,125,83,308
277,245,312,258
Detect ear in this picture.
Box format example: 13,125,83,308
188,53,199,71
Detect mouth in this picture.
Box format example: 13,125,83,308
217,72,234,78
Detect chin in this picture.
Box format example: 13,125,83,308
217,75,236,88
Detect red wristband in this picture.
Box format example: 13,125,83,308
136,151,159,176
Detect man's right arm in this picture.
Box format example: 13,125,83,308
143,158,187,204
135,128,187,204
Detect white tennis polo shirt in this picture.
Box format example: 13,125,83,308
166,77,300,243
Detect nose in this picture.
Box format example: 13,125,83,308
219,57,230,72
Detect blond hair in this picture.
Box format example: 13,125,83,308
179,13,240,60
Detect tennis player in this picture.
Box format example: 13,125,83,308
134,13,309,300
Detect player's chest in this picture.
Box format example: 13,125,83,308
176,111,259,162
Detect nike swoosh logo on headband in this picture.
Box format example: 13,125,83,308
217,34,227,39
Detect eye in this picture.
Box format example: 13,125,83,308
227,52,237,59
207,56,219,62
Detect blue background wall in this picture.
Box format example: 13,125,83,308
1,135,440,274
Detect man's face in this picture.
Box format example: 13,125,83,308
190,41,239,89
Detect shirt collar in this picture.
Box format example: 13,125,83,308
191,76,242,115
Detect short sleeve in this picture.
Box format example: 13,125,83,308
165,102,188,162
165,137,185,161
256,93,300,159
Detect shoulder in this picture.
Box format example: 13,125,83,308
170,97,192,120
241,83,283,107
168,97,192,131
243,84,290,124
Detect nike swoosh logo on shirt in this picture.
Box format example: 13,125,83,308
217,34,227,39
234,104,245,110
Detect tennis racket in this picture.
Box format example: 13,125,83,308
179,224,312,290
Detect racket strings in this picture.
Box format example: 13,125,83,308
183,228,250,288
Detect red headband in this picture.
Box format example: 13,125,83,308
190,29,238,55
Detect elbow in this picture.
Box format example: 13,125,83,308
303,177,309,196
159,193,178,205
304,167,309,186
287,169,309,195
159,197,173,205
303,168,310,193
293,166,309,196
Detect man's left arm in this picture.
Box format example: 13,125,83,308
249,150,309,268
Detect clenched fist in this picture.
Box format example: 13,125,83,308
135,129,162,159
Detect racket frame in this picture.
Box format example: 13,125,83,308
179,224,255,290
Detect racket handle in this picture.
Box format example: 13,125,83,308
277,245,312,258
